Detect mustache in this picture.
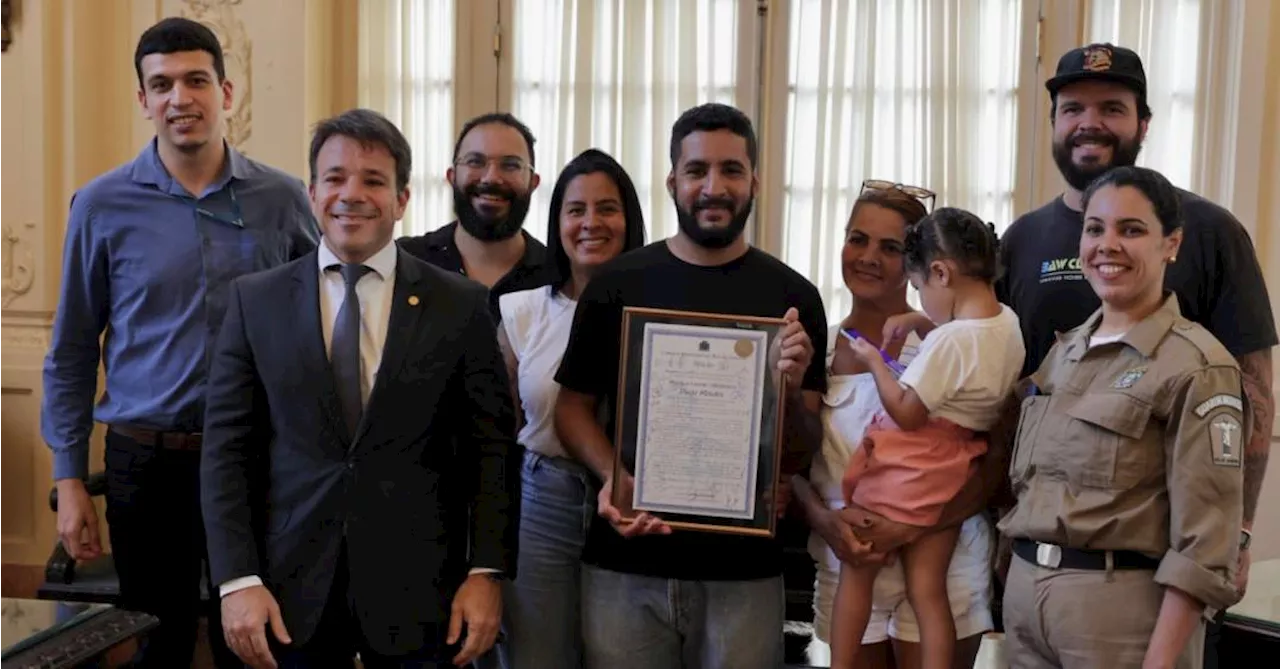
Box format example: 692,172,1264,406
329,204,379,217
1069,130,1118,148
465,183,516,200
692,196,737,213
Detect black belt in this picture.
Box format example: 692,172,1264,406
109,425,203,451
1013,538,1159,571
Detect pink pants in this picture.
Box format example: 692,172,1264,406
841,413,987,527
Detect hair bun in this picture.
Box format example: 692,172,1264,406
954,211,986,255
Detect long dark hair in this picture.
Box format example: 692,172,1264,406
545,149,647,292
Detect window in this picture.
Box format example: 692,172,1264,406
1085,0,1202,190
778,0,1026,320
511,0,747,245
355,0,1214,317
358,0,457,237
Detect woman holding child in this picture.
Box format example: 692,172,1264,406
793,183,1020,669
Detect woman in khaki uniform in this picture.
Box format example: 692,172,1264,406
998,166,1246,669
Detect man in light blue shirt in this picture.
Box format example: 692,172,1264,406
41,17,318,668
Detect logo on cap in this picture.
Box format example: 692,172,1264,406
1082,45,1113,72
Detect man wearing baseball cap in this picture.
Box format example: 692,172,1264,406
995,43,1275,668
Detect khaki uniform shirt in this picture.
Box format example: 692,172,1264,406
998,294,1246,614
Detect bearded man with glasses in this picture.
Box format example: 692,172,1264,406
399,113,554,321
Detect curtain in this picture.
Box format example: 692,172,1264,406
777,0,1026,320
354,0,1219,320
1085,0,1203,191
357,0,457,236
510,0,753,244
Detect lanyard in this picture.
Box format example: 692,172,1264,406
193,185,244,228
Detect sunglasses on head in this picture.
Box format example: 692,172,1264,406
861,179,937,212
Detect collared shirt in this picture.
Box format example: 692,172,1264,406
41,139,320,480
318,238,398,405
397,221,552,322
998,294,1246,615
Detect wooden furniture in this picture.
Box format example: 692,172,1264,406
36,474,119,605
1,597,158,668
36,473,211,607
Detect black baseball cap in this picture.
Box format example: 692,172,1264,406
1045,43,1147,98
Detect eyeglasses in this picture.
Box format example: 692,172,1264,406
454,154,531,176
861,179,936,212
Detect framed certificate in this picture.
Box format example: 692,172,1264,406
611,307,788,537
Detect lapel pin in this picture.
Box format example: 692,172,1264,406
408,295,420,306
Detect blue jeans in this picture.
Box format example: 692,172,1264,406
581,566,785,669
483,450,596,669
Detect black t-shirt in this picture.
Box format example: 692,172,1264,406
555,241,829,581
996,191,1277,378
397,221,553,322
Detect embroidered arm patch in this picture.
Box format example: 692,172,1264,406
1209,415,1242,467
1193,394,1243,418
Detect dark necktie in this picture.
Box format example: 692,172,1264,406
329,263,373,440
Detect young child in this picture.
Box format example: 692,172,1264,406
829,207,1025,669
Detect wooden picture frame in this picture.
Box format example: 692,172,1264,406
610,306,788,538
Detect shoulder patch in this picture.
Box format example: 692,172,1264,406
1194,393,1243,418
1209,415,1243,467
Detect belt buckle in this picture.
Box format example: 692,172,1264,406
1036,542,1062,569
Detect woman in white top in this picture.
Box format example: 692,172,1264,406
791,185,996,669
492,149,646,669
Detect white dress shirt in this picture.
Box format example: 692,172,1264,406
220,238,494,599
317,236,399,406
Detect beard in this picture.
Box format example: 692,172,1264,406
674,193,754,249
1052,129,1144,191
452,181,531,242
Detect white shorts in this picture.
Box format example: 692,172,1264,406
809,513,995,645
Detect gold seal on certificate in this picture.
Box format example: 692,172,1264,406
610,307,788,537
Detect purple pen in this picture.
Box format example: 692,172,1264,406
840,327,908,376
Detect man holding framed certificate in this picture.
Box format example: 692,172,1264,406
554,103,828,669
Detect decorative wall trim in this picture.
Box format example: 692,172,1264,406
1,311,54,327
0,386,33,396
1,326,51,351
2,222,35,308
180,0,253,150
